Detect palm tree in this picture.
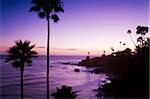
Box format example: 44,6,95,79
110,47,114,52
5,40,37,99
119,41,122,50
127,30,136,47
29,0,64,98
123,43,126,49
52,85,77,99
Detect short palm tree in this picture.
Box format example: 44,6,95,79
29,0,64,98
5,40,37,99
52,85,77,99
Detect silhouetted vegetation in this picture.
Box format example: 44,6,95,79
96,83,112,98
52,85,77,99
78,26,149,98
29,0,64,98
5,40,37,99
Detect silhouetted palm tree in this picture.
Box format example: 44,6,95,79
52,85,77,99
29,0,64,98
123,43,126,49
110,47,114,52
119,41,122,50
127,30,136,47
5,40,37,99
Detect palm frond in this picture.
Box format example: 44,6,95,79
137,37,143,43
25,59,32,66
38,12,46,18
7,46,20,60
30,44,36,49
54,6,64,12
31,0,45,6
11,61,22,68
51,14,59,22
30,51,38,55
127,30,131,34
15,40,22,48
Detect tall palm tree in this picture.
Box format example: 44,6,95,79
127,30,136,47
5,40,37,99
29,0,64,98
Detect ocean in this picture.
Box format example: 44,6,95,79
0,55,109,99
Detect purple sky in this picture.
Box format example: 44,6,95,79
1,0,149,55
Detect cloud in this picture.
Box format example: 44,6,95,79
51,47,63,50
51,47,78,51
64,48,77,50
36,46,46,49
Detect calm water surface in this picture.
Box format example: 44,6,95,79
0,55,109,99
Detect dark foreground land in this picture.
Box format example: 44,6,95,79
78,36,149,98
60,26,149,98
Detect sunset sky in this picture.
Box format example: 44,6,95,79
1,0,149,55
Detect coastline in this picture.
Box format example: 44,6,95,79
73,47,149,98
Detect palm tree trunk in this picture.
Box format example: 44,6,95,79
46,16,50,99
129,34,136,48
20,67,24,99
